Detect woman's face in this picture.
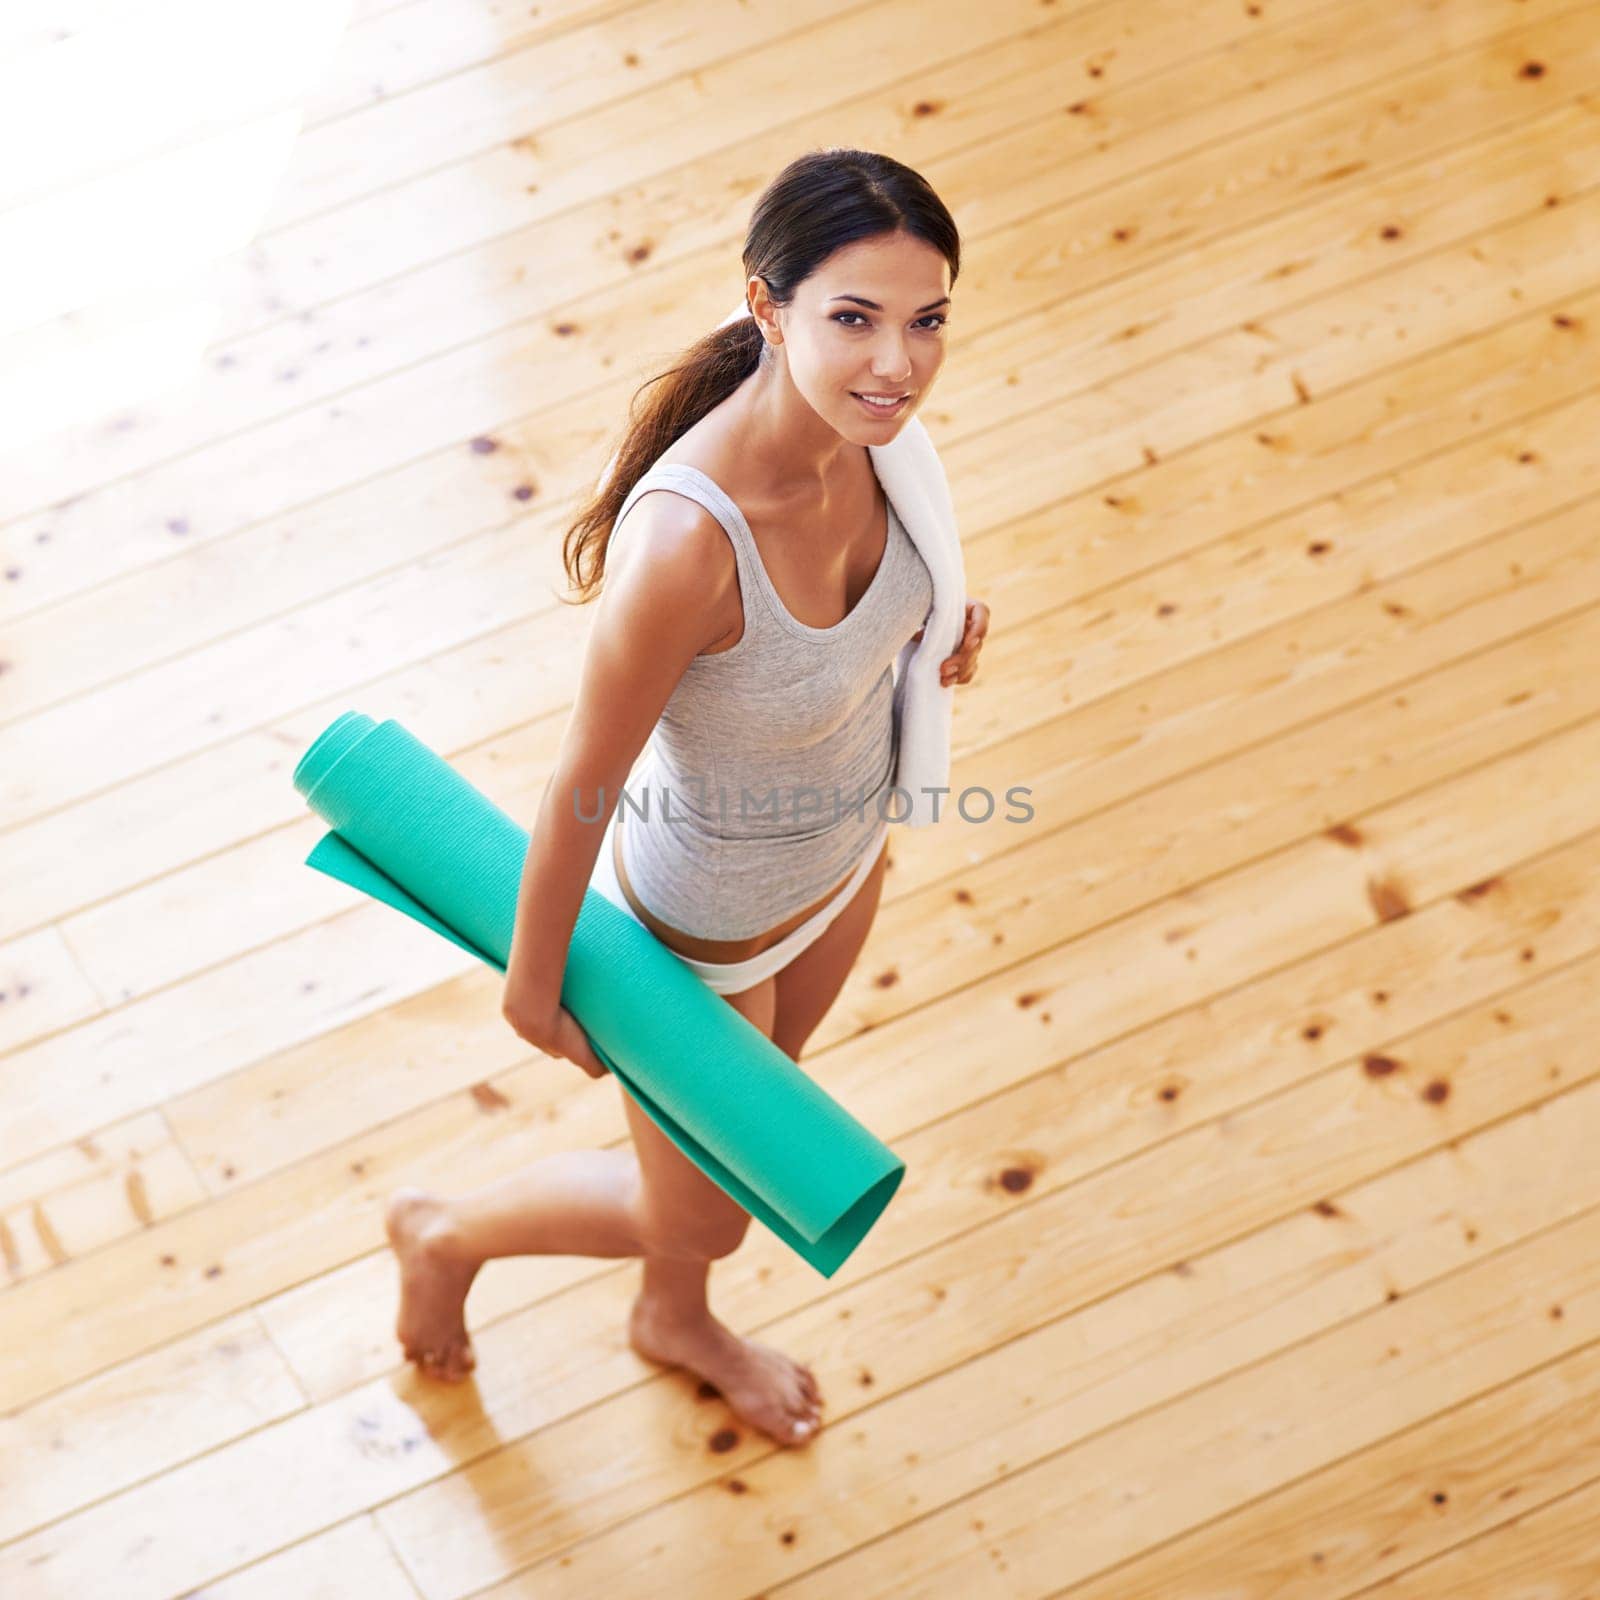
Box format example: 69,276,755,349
751,231,952,443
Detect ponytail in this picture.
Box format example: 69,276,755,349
558,313,763,604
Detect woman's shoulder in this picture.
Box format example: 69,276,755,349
611,477,736,573
606,476,742,656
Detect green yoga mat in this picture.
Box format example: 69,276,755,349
291,711,904,1277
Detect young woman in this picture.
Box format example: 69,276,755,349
385,148,988,1448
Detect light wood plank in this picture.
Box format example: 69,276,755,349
8,532,1600,1167
262,0,866,232
0,925,100,1054
0,0,1338,523
156,469,1600,1195
8,84,1600,824
0,1310,304,1544
9,318,1600,1145
52,379,1600,1011
0,0,1577,618
3,215,1595,993
193,1514,425,1600
709,1209,1600,1600
1062,1331,1600,1597
3,656,1598,1413
0,1109,204,1285
7,939,1598,1593
303,0,658,130
12,774,1599,1551
1312,1472,1600,1599
2,7,1595,1591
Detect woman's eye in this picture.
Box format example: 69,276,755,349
832,312,947,330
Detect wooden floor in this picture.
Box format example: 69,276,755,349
3,0,1600,1594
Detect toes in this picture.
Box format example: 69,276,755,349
400,1329,474,1380
435,1344,475,1381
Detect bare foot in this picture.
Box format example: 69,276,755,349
384,1187,481,1382
629,1294,823,1447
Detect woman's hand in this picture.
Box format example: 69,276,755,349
911,598,989,686
502,982,611,1079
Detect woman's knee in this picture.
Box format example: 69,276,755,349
620,1088,754,1257
638,1200,751,1260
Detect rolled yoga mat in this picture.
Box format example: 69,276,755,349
291,710,905,1278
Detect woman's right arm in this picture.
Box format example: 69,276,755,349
501,491,736,1077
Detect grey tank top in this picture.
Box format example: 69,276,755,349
606,459,935,940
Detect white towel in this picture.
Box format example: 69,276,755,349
594,303,968,828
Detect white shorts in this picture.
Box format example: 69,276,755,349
588,804,888,996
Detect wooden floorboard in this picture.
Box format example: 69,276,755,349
2,1,1598,1596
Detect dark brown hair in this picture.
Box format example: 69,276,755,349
559,146,960,604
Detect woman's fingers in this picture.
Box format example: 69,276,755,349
557,1009,611,1078
940,599,989,684
919,600,989,684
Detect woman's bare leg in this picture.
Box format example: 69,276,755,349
625,843,890,1447
381,978,775,1386
384,838,887,1435
385,1146,644,1380
620,974,824,1447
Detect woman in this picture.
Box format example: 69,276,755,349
385,148,989,1448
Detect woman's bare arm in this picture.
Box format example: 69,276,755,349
500,491,736,1069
